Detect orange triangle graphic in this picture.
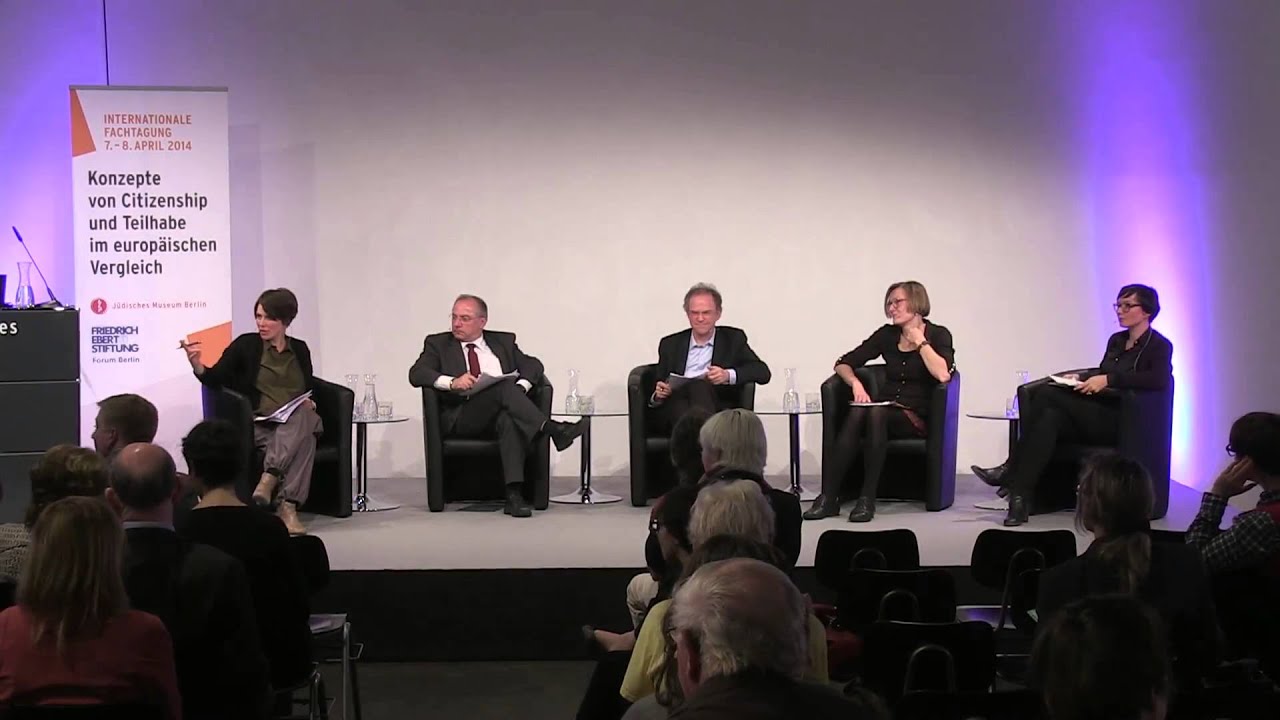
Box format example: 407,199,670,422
185,322,234,367
70,89,97,157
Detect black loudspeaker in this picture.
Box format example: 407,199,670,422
0,275,7,307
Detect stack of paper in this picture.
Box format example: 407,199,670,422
255,391,313,423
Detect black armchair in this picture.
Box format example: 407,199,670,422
201,377,355,518
420,379,552,512
1017,373,1174,519
819,367,960,511
626,364,757,506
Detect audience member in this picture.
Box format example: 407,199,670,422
620,481,828,706
696,408,802,568
1032,594,1171,720
90,393,159,459
0,497,180,717
108,442,273,719
1037,452,1218,683
670,408,714,486
179,419,313,691
662,558,860,719
0,445,107,581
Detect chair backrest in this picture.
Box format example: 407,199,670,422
814,529,921,591
1149,528,1187,545
6,705,165,720
894,690,1044,720
861,620,996,703
969,529,1077,590
289,534,330,595
840,568,957,628
0,578,15,611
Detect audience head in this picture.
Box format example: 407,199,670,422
688,479,775,549
106,443,179,518
698,409,767,476
1115,284,1160,326
1227,411,1280,482
1032,594,1170,720
884,281,931,324
669,558,809,697
181,419,245,492
450,293,488,342
654,484,701,565
17,496,129,653
91,393,158,458
1076,452,1153,594
25,445,109,529
670,407,713,484
682,282,722,338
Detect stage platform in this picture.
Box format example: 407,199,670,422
307,473,1212,572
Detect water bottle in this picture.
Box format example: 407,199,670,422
783,368,800,414
360,374,379,420
565,369,581,414
1009,369,1030,417
344,374,361,418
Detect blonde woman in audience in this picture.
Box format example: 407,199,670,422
0,445,109,581
0,497,180,717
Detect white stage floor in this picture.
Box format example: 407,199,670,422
307,474,1218,568
307,475,1215,572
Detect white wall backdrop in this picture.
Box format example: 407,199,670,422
2,1,1278,490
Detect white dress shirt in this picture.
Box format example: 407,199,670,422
433,335,533,392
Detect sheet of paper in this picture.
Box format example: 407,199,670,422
666,373,701,389
254,390,313,423
1048,374,1082,388
848,401,896,407
461,371,519,397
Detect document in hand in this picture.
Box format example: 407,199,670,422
461,371,519,397
666,373,694,390
254,391,313,423
1048,374,1082,388
848,401,896,407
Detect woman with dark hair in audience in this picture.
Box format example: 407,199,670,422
183,287,321,535
0,497,181,717
805,280,955,522
1032,594,1171,720
180,419,313,694
1037,452,1218,684
0,445,108,581
974,284,1173,526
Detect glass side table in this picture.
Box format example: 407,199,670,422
351,416,408,512
753,409,823,501
966,410,1021,511
549,411,628,505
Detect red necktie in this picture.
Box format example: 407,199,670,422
466,343,481,378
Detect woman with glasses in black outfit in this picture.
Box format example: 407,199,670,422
973,284,1173,526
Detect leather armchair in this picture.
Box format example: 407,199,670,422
627,364,757,506
420,379,552,512
1017,372,1174,519
201,377,355,518
820,366,960,511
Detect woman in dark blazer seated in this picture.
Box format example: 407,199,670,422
804,281,955,523
975,283,1173,526
182,288,321,535
1037,452,1219,686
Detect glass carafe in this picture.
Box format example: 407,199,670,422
360,374,379,420
782,368,800,413
13,262,34,308
1009,370,1030,417
565,369,581,414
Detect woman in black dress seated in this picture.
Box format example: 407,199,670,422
804,281,955,523
974,284,1173,526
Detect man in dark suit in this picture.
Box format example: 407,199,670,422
651,283,771,433
106,442,272,720
408,294,584,517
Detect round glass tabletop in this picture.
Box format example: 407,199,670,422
550,411,628,418
352,416,410,424
966,412,1019,421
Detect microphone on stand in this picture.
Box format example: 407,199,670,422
11,227,63,308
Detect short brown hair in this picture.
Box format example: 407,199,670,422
17,496,129,654
96,393,158,445
255,288,299,326
683,283,723,311
884,281,931,318
454,294,489,318
25,445,108,529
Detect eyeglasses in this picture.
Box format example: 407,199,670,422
1112,302,1142,312
450,314,479,323
1226,445,1237,458
885,298,909,310
649,517,661,533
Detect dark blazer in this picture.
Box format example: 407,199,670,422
668,670,862,720
196,332,316,411
408,330,546,407
1037,537,1219,677
1091,327,1174,391
123,527,271,720
700,468,802,571
655,326,771,404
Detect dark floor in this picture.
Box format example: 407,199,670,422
316,660,594,720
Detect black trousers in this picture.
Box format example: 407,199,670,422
1006,386,1119,498
652,379,721,434
443,380,545,487
821,405,925,500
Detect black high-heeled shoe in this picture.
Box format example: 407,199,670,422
1004,495,1029,527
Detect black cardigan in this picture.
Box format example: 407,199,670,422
1092,327,1173,391
196,332,317,410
